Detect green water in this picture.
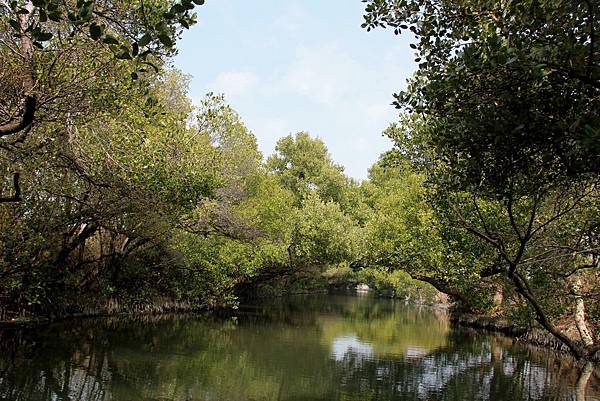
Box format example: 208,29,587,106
0,293,598,401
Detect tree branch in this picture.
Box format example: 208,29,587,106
0,96,36,138
510,270,584,359
0,173,21,203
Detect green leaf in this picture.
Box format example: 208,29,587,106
48,10,61,22
138,33,151,47
78,3,93,20
35,31,53,41
144,61,159,73
8,19,20,31
193,0,205,4
102,34,119,45
170,4,185,14
115,49,132,60
157,33,173,47
89,23,102,40
138,49,152,59
46,1,58,11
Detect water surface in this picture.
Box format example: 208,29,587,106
0,293,598,401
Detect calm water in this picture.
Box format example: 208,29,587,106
0,293,598,401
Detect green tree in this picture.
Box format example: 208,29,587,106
0,69,221,316
363,155,497,309
291,191,362,270
364,0,600,359
267,132,349,207
0,0,206,201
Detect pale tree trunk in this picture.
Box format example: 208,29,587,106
0,1,36,203
9,0,36,135
575,362,593,401
571,274,595,347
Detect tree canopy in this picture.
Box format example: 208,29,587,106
0,0,598,364
363,0,600,360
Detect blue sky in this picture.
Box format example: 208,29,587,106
174,1,416,180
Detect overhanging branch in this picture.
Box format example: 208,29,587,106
0,96,36,138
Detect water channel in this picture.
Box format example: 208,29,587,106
0,293,598,401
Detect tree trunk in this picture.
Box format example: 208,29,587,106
0,1,37,203
0,1,36,138
510,271,585,359
571,274,595,347
575,362,593,401
404,271,466,303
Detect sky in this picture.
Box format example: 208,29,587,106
173,1,416,180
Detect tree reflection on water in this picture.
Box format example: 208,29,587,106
0,294,598,401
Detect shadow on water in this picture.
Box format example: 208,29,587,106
0,293,598,401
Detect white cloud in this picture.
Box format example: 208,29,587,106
247,116,291,157
208,71,258,98
366,102,394,123
280,43,361,105
351,137,370,151
272,4,307,37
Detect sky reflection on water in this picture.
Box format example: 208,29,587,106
0,294,598,401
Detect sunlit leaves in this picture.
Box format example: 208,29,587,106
4,0,206,75
267,132,349,207
363,0,600,340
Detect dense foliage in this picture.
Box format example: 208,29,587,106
1,0,598,363
0,2,433,321
363,0,600,360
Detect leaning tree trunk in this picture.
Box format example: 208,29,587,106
510,271,585,359
575,362,594,401
571,273,595,347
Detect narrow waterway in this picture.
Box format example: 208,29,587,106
0,293,598,401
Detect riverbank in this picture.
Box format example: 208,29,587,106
0,286,334,329
2,291,598,363
450,313,527,336
0,298,213,329
450,312,600,362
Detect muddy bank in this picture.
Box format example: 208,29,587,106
450,313,527,336
450,312,600,362
0,298,215,329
